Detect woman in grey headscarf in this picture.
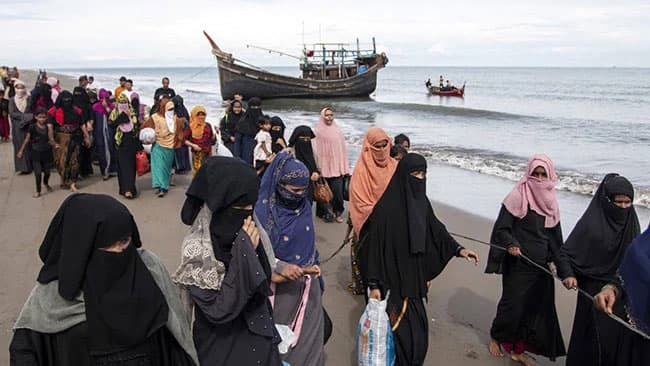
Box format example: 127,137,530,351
9,79,33,173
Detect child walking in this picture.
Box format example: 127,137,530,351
253,115,273,175
17,108,58,197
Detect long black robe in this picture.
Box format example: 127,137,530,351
358,154,462,366
485,205,569,360
109,113,139,196
561,174,640,365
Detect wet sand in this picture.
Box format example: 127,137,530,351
0,71,579,365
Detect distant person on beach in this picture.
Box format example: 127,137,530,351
0,92,9,142
170,95,192,174
174,157,283,366
114,76,127,102
348,127,397,295
394,133,410,150
46,77,60,104
9,194,198,365
390,144,407,160
219,99,243,153
184,105,216,175
153,77,176,112
485,155,569,365
32,79,53,111
16,108,56,198
92,88,117,179
361,153,479,366
73,75,94,177
234,97,263,166
86,75,96,91
561,174,640,366
120,79,135,101
270,116,286,153
312,107,350,223
593,227,650,365
253,115,274,175
109,94,141,199
255,151,326,366
9,79,33,174
49,90,90,192
141,96,184,197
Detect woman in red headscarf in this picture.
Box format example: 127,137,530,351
485,155,571,365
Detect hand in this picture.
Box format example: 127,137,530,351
302,265,321,277
241,216,259,249
310,172,320,182
369,289,381,300
84,137,91,148
459,248,479,265
102,100,108,108
54,144,60,150
562,277,578,290
192,144,202,152
265,153,276,163
16,151,23,159
507,246,522,257
594,287,617,314
280,264,304,281
426,281,431,289
230,136,235,142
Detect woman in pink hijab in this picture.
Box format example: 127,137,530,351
485,154,571,365
312,107,350,223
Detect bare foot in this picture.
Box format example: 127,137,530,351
335,216,344,223
511,353,536,366
124,192,133,199
70,183,78,192
45,185,53,193
488,338,503,357
33,192,40,198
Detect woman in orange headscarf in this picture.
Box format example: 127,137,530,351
347,127,398,294
184,106,216,175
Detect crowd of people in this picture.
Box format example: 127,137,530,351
4,69,650,366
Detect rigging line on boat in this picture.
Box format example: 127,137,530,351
177,65,214,84
246,44,302,60
449,231,650,341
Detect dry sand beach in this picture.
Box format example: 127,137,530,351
0,71,580,365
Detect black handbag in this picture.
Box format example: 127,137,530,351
342,174,351,201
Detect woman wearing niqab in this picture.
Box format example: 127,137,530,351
562,173,640,365
485,155,570,365
358,153,478,365
173,157,282,366
219,99,244,154
255,151,325,366
270,116,286,153
109,94,142,198
9,79,33,173
9,194,198,365
234,97,263,165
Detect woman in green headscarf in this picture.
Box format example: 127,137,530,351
109,94,141,199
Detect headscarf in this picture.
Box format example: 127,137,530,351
312,108,350,178
255,151,316,267
503,154,560,228
185,157,260,265
269,116,286,153
12,79,28,113
359,153,460,298
288,125,318,174
36,194,168,354
47,77,60,104
563,174,640,281
190,105,207,139
92,88,114,115
619,227,650,334
51,91,81,126
349,127,398,235
109,94,137,145
236,97,262,136
165,101,176,133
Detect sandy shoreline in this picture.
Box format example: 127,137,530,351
0,70,579,365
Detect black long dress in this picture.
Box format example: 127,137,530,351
561,174,640,366
485,205,569,360
358,154,463,366
109,113,139,196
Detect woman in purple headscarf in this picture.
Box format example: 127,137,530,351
255,150,325,366
92,89,117,179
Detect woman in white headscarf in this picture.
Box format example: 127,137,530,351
9,79,33,173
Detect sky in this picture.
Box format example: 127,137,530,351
2,0,650,68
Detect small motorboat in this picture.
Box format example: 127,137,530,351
426,82,465,97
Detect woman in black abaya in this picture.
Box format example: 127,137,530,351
174,157,282,366
358,153,479,366
10,193,197,365
562,173,640,365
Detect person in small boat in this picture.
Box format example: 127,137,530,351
486,155,569,365
439,75,444,88
9,193,198,366
593,226,650,366
562,173,640,365
425,79,432,88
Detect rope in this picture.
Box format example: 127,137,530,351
320,226,353,265
176,65,215,85
449,231,650,341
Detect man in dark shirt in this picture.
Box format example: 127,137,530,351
152,77,176,113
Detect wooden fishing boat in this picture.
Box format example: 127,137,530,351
427,83,466,97
203,31,388,100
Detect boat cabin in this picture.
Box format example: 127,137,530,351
300,38,385,80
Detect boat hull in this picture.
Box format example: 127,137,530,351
217,60,380,100
427,86,465,97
